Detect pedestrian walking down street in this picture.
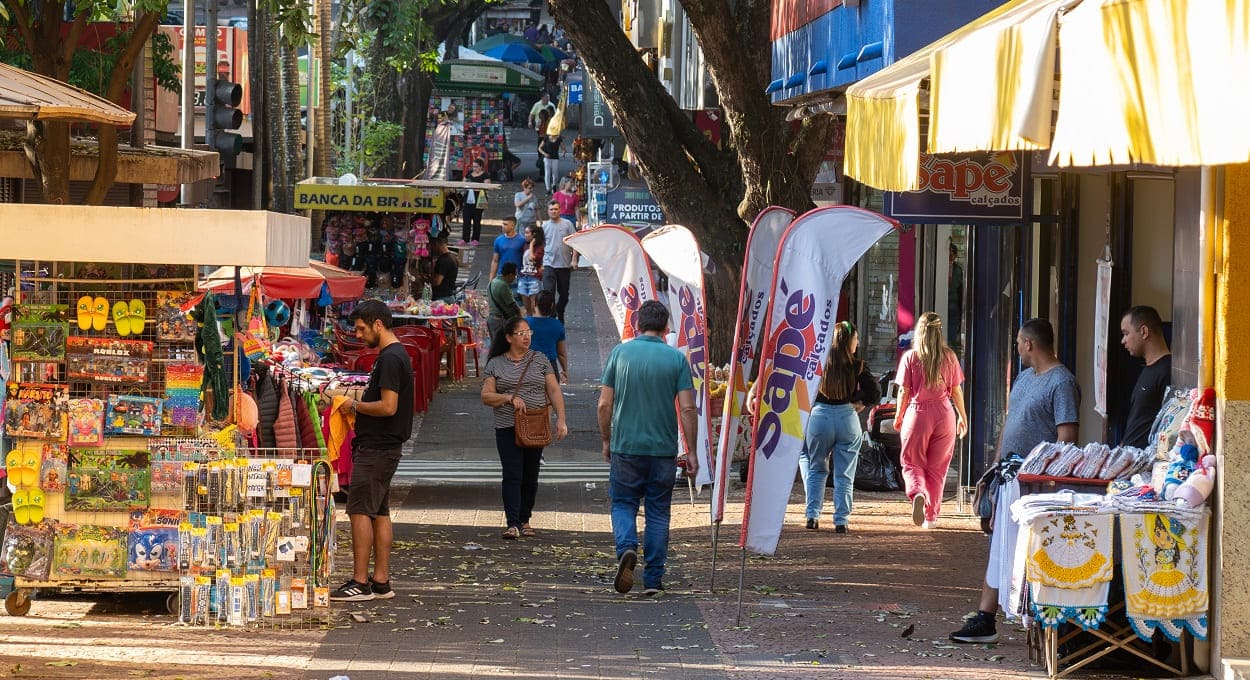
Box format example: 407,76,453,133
553,177,580,222
487,263,521,340
541,201,576,323
481,318,569,539
460,158,491,245
518,225,545,316
527,290,568,384
330,300,415,602
598,300,697,596
538,132,565,194
949,318,1079,643
514,178,538,230
892,312,968,528
800,321,880,533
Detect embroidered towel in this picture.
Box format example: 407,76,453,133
1120,510,1210,641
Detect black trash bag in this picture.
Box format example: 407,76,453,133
854,438,903,492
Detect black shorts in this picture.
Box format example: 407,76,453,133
347,446,403,517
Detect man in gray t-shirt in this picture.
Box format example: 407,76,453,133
949,318,1080,644
541,200,577,323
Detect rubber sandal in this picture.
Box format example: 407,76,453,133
5,450,22,479
129,299,146,334
112,300,131,336
521,524,536,537
25,489,44,524
76,296,93,331
12,489,30,525
500,526,520,540
21,449,40,487
91,296,109,332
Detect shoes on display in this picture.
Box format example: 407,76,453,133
911,493,927,526
369,578,395,599
949,611,999,643
614,548,637,593
329,579,375,602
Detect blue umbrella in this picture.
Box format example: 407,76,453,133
482,42,545,64
539,45,570,63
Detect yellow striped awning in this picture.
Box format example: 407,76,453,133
1050,0,1250,167
845,0,1075,191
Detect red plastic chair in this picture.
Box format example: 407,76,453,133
398,333,442,392
430,319,480,380
342,350,378,373
394,342,432,413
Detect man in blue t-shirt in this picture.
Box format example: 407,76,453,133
597,300,696,597
489,217,527,279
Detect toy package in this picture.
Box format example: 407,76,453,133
66,398,105,447
66,451,152,512
38,443,68,491
127,509,182,572
155,291,198,342
105,394,162,436
11,303,68,361
65,338,152,384
4,383,68,440
0,520,54,580
51,524,128,578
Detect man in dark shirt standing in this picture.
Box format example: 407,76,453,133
1119,305,1172,448
331,300,414,602
429,235,459,300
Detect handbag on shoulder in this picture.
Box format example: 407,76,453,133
512,353,552,448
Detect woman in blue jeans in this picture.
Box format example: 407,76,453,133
800,321,881,533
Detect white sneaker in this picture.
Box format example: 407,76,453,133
911,493,926,526
922,520,938,529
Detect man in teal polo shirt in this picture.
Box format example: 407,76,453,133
597,300,697,596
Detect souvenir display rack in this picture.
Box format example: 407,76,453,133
0,261,334,627
422,95,507,174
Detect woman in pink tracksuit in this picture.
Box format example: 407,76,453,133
892,312,968,528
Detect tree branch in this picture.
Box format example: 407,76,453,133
85,12,162,205
4,1,40,68
62,7,92,72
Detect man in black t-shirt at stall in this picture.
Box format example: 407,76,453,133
330,300,415,602
1119,305,1172,448
429,235,459,300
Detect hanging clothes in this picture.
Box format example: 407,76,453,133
273,382,299,451
255,368,279,449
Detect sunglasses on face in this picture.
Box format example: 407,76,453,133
511,330,533,337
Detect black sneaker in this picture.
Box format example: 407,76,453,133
614,549,637,593
805,518,819,530
643,585,665,597
370,578,395,599
329,579,375,602
949,611,999,643
834,525,848,534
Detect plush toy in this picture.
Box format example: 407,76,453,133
1162,443,1199,500
1185,387,1216,456
1174,454,1217,507
410,218,431,258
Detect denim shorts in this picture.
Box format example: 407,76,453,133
517,276,541,296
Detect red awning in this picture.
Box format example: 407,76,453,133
200,261,367,303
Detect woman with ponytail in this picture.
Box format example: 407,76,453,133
892,312,968,528
799,321,881,532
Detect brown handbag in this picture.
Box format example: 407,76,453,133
512,353,553,448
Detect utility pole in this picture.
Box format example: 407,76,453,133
206,0,219,174
179,0,195,206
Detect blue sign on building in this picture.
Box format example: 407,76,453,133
567,79,584,105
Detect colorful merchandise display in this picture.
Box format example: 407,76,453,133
423,96,507,175
0,260,335,626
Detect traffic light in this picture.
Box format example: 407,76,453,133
208,79,244,159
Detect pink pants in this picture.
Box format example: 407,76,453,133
899,399,956,522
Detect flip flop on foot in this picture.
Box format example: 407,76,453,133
112,300,131,336
91,296,109,331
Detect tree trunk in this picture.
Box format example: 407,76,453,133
265,10,288,213
548,0,836,363
398,68,424,177
412,72,434,176
282,41,303,196
314,0,332,176
23,121,70,204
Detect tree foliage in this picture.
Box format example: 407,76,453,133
550,0,835,360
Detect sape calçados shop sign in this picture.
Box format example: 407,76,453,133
885,151,1029,224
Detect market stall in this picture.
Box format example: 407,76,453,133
0,205,336,628
993,388,1215,678
424,59,543,180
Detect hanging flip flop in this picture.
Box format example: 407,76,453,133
25,488,45,524
129,299,146,335
5,450,22,481
113,300,131,336
12,489,30,525
76,296,93,331
21,448,40,488
92,296,109,332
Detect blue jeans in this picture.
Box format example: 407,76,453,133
799,403,864,525
609,453,676,589
495,428,543,529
